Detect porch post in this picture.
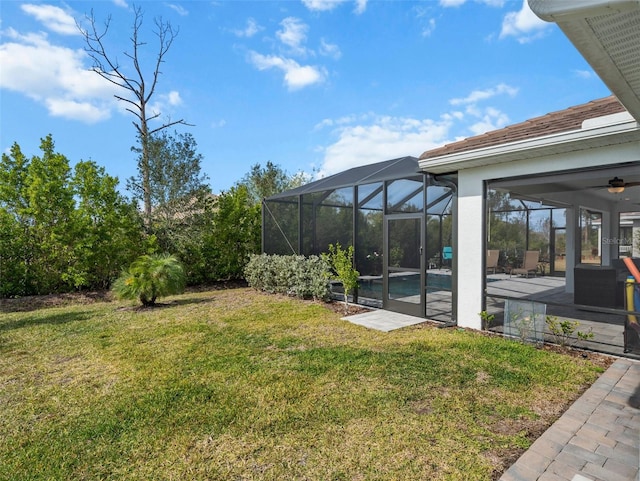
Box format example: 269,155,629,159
456,170,484,330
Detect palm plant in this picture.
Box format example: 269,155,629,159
112,254,185,306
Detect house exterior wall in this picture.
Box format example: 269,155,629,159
453,138,640,330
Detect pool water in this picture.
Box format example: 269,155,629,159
354,272,452,300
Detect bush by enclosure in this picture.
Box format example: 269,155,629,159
244,253,332,301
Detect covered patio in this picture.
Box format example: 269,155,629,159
485,272,638,358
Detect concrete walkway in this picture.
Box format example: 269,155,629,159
342,309,427,332
499,359,640,481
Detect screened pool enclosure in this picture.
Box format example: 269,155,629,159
262,156,456,322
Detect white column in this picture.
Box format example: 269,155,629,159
456,171,484,330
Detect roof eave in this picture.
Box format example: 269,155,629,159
419,117,640,174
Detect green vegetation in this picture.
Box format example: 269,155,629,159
479,310,495,330
0,136,143,296
112,254,186,306
1,135,306,297
326,243,360,312
545,315,595,348
244,253,331,300
0,288,606,480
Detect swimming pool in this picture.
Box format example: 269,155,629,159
354,272,452,300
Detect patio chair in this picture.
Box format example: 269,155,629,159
487,249,500,274
442,246,452,269
510,250,539,278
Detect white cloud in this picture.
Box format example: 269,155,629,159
166,3,189,16
574,69,594,79
440,0,504,6
301,0,366,13
113,0,128,8
414,7,436,37
316,83,518,176
45,98,109,123
233,18,262,38
468,106,510,135
0,29,117,122
277,17,308,55
421,18,436,37
21,4,79,36
246,17,335,90
500,0,549,43
450,83,518,105
302,0,348,12
319,38,341,59
248,51,326,90
148,91,183,119
354,0,368,14
314,114,364,130
315,114,455,177
439,0,466,6
165,91,183,106
448,84,516,135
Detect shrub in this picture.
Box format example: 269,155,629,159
325,243,359,312
112,254,185,306
545,315,595,348
244,253,331,301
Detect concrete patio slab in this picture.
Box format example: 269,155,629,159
341,309,427,332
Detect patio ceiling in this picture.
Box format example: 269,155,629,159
490,163,640,210
528,0,640,122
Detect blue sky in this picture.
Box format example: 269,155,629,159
1,0,612,194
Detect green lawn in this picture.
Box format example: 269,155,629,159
0,288,606,481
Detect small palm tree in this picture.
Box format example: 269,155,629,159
112,254,185,307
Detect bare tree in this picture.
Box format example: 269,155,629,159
78,5,189,224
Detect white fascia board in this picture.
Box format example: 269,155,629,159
419,119,640,173
528,0,639,22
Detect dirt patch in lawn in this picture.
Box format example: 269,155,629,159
0,280,249,313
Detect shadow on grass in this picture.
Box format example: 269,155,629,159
0,291,112,314
116,296,216,311
0,311,92,333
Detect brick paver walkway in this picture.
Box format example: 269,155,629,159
499,359,640,481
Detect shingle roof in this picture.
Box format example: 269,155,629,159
419,96,627,161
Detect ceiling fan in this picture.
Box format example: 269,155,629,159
592,176,640,193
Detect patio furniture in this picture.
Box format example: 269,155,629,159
510,250,539,278
487,249,500,274
574,264,618,307
442,246,452,269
